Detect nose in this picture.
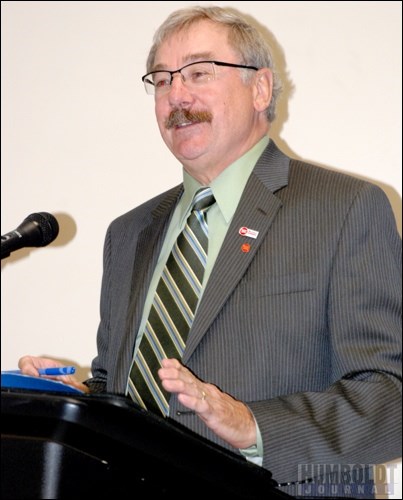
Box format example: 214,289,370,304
168,72,193,106
169,71,188,91
170,70,184,85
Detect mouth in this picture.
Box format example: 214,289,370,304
176,120,193,128
165,109,212,130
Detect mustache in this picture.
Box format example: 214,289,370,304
165,109,213,129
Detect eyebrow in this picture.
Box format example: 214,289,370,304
152,52,215,72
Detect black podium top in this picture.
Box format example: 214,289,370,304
1,389,294,499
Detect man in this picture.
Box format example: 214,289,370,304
19,6,401,498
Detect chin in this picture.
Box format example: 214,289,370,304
173,135,211,159
175,146,209,164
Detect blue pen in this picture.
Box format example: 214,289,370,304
3,366,76,376
38,366,76,376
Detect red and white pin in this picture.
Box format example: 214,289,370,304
239,226,259,239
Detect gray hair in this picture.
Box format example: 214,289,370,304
146,6,282,123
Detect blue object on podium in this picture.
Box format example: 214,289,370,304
1,371,83,394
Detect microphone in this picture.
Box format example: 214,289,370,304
1,212,59,259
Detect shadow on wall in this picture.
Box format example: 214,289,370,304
238,8,402,238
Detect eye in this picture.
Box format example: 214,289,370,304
153,73,171,88
186,63,214,83
190,69,209,80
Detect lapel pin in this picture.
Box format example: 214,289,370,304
239,226,259,239
241,243,251,253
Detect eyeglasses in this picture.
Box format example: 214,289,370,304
142,60,259,95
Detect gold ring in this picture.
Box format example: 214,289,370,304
201,390,206,401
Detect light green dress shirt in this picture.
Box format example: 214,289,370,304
128,136,269,465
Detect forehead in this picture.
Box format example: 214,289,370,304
154,20,237,69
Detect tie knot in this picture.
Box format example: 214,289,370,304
192,187,215,212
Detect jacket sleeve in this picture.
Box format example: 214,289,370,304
83,225,113,393
250,183,402,481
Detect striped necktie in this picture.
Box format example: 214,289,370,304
127,187,216,415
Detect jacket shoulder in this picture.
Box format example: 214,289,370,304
108,184,183,232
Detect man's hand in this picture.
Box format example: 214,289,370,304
158,358,256,449
18,355,90,393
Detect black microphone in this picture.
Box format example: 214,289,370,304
1,212,59,260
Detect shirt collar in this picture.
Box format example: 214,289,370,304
181,136,270,224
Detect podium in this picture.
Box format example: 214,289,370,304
1,389,293,499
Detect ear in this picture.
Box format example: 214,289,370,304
253,68,273,113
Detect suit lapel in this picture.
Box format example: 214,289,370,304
130,188,182,310
183,141,290,363
120,186,183,367
130,187,183,303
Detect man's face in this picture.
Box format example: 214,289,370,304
152,20,264,183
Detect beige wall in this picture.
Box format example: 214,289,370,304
1,2,401,497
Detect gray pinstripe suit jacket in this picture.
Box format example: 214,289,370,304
87,141,401,491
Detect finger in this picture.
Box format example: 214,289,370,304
160,358,182,369
200,389,207,402
158,366,181,381
159,359,194,384
63,378,90,393
18,356,45,376
18,355,59,373
177,387,209,412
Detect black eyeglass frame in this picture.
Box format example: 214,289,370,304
141,60,259,88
